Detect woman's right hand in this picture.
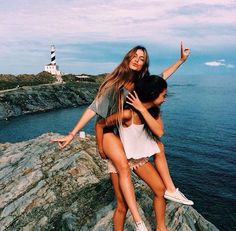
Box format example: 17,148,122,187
126,91,146,112
51,134,74,149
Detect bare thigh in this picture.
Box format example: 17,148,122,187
103,132,129,171
134,162,166,195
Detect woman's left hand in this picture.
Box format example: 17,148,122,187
126,91,146,112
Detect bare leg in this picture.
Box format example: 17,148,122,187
110,173,128,231
134,162,168,231
103,133,142,222
154,142,176,192
154,143,194,205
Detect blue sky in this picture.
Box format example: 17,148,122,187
0,0,235,76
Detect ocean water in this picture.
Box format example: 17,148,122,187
0,74,235,230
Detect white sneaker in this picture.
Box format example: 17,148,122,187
135,220,148,231
164,188,194,205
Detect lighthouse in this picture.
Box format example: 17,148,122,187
44,45,62,77
50,45,56,65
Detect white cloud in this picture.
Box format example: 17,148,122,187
205,61,225,67
0,0,236,45
0,0,236,73
205,60,235,68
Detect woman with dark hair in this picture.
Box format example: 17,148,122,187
96,75,169,231
52,43,191,230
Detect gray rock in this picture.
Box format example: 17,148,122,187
0,82,98,120
0,134,219,231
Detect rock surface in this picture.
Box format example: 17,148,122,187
0,82,98,120
0,134,219,231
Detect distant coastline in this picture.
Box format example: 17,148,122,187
0,72,106,120
0,81,99,120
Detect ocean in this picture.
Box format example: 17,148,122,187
0,74,235,230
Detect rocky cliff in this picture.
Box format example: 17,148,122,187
0,134,219,231
0,82,98,120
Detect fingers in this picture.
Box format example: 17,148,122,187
133,91,139,98
50,135,71,149
127,91,138,101
100,154,106,159
50,138,59,142
58,141,64,148
180,42,190,54
98,150,107,159
101,153,108,159
60,141,68,149
51,137,66,142
126,95,135,106
184,48,191,53
126,95,132,102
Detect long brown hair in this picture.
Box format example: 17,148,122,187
96,46,150,120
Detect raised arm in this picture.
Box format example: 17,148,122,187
162,42,190,80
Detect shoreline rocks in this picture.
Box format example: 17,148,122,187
0,134,219,231
0,82,98,120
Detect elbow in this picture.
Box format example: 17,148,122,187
158,131,164,138
156,128,164,137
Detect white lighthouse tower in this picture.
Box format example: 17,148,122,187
44,45,62,78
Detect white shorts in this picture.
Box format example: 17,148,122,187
107,157,149,174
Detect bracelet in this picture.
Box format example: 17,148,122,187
69,132,75,139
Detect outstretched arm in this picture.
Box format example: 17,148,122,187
162,42,190,80
51,108,96,148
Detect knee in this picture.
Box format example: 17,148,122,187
154,142,165,163
153,183,166,198
116,161,130,177
116,197,128,214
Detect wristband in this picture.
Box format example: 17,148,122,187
69,132,75,139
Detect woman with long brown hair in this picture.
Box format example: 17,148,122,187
52,43,191,230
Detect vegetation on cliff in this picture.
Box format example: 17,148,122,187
0,72,56,90
0,73,106,90
0,82,99,120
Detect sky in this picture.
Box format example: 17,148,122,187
0,0,236,76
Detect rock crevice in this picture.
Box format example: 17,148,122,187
0,134,219,231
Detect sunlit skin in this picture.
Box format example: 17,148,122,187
96,89,169,231
51,43,191,231
129,49,146,71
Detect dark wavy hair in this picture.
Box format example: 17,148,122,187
135,74,167,102
129,75,167,141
